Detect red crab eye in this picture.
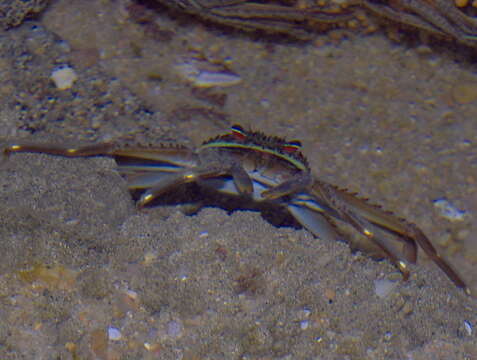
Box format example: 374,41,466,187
230,124,247,140
281,140,302,153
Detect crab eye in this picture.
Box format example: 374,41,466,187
281,140,302,153
230,124,247,140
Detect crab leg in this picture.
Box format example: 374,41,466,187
201,174,341,243
230,164,254,195
3,142,201,180
4,143,116,158
136,167,232,207
309,181,414,279
261,172,313,200
309,180,469,293
3,142,251,204
209,174,412,276
3,142,199,166
127,162,254,207
291,193,416,264
260,174,415,273
287,203,342,243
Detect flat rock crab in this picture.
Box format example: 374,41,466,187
3,125,470,294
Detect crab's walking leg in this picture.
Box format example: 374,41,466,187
4,143,116,158
287,203,342,243
263,175,413,279
4,142,256,208
135,162,257,207
261,173,313,200
230,164,254,195
313,180,470,294
311,181,414,280
402,223,470,294
135,167,231,208
236,172,406,270
119,153,254,207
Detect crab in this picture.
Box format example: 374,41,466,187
3,125,470,294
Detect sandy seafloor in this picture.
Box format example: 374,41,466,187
0,0,477,359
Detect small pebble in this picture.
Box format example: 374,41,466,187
456,229,470,241
125,289,139,301
167,320,183,338
452,81,477,104
51,66,78,90
433,199,466,221
464,320,472,336
193,70,241,88
400,302,414,316
451,81,477,104
374,279,398,298
260,98,270,108
143,252,157,265
175,60,241,88
324,288,336,302
108,326,122,341
144,342,162,352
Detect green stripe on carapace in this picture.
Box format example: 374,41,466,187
199,140,308,170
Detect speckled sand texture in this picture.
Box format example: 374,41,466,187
0,0,476,358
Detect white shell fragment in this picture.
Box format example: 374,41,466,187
107,326,122,341
433,198,467,221
167,320,183,338
175,57,241,88
374,279,398,298
300,320,309,330
50,66,78,90
464,320,472,336
199,231,209,238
